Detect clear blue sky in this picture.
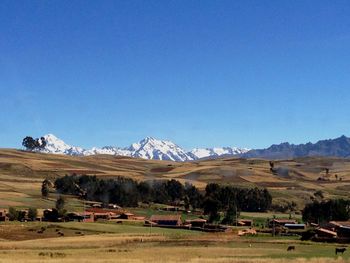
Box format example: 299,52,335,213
1,0,350,150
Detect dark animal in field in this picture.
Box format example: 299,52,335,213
287,246,295,251
335,247,346,255
57,231,64,236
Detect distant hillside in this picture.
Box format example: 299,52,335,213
0,149,350,209
242,135,350,159
1,149,350,210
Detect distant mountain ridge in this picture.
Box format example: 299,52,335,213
31,134,350,161
242,135,350,159
39,134,249,162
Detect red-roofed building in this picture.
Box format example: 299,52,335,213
149,215,182,226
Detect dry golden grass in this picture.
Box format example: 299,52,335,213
0,233,348,263
0,221,349,262
1,149,350,209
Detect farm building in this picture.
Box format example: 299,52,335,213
326,221,350,238
185,218,207,228
86,207,122,214
118,212,135,220
133,216,146,221
0,209,8,221
269,219,297,228
82,212,94,222
327,221,350,229
315,228,337,239
65,212,94,222
65,212,83,222
237,219,253,227
94,212,112,221
149,215,182,226
284,223,305,230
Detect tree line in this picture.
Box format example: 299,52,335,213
7,207,37,221
54,174,202,209
54,174,273,223
203,183,272,223
302,199,350,223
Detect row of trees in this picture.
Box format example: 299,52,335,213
203,183,272,223
8,207,37,221
54,174,202,209
54,174,273,224
302,199,350,223
7,196,66,222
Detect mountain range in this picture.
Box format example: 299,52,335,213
40,134,249,161
242,135,350,159
34,134,350,161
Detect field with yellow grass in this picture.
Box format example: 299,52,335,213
1,150,350,261
1,149,350,210
0,221,349,262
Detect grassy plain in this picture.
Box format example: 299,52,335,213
0,221,349,262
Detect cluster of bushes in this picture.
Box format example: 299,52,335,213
302,199,350,223
54,174,202,209
8,207,37,221
22,136,47,151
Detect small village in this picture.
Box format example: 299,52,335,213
1,202,350,243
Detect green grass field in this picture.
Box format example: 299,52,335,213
0,221,349,262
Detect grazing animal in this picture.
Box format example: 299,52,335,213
336,247,346,255
287,246,295,251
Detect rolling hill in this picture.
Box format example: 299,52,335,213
1,149,350,211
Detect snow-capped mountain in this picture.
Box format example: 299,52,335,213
35,134,248,162
42,134,85,156
189,147,250,159
127,137,193,161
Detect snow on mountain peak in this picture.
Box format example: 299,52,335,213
43,134,84,155
37,134,249,161
189,147,250,159
130,137,192,161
